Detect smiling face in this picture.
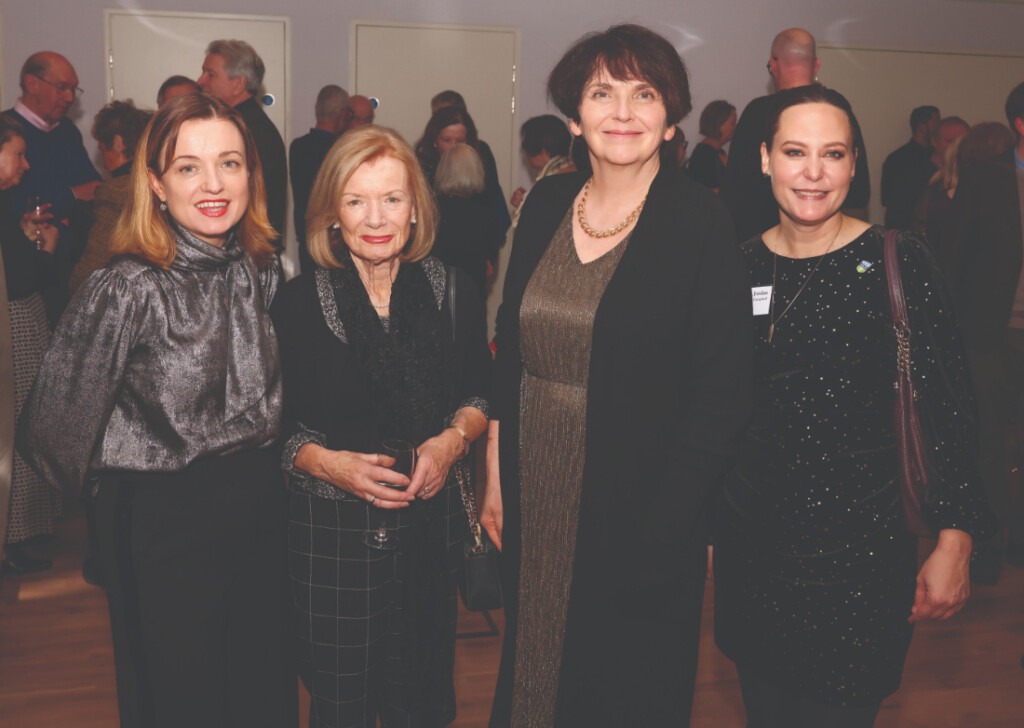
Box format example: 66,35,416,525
147,118,250,247
337,155,415,267
0,135,30,190
435,123,467,155
569,68,674,172
761,102,856,227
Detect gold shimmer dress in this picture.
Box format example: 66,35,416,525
511,212,630,726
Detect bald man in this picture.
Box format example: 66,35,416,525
346,95,375,129
721,29,870,241
5,51,101,323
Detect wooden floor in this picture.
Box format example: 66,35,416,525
1,514,1022,727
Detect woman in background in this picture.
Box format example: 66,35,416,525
509,115,576,228
433,143,502,294
0,113,60,576
69,99,152,293
686,99,736,193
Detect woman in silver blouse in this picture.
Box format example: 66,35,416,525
19,94,294,728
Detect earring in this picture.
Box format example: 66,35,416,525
330,222,340,230
160,201,167,211
411,216,417,225
762,172,770,178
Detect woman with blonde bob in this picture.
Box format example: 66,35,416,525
271,125,491,727
20,93,293,727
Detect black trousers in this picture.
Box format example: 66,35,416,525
737,667,882,728
96,449,296,728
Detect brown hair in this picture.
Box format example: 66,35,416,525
110,93,276,269
547,24,691,125
91,99,152,159
307,125,438,269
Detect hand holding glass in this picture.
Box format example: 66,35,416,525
363,439,416,550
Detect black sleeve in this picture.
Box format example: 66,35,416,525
1,210,57,300
898,233,995,538
451,267,491,412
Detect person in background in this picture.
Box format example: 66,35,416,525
19,93,294,727
687,100,736,192
434,143,502,294
661,125,689,169
0,113,60,576
156,75,200,107
881,105,940,230
721,28,870,240
940,82,1024,584
509,114,575,229
5,51,101,325
430,90,511,236
271,125,490,727
290,84,350,273
930,116,970,171
483,24,750,726
198,39,287,244
70,99,153,293
715,84,991,728
347,94,376,129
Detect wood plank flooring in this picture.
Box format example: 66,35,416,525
1,514,1022,726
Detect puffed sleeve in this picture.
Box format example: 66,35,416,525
898,233,995,538
17,267,140,495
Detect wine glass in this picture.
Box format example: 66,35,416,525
26,195,48,249
362,439,416,551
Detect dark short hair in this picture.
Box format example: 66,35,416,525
910,105,939,132
764,84,862,152
92,99,152,159
698,100,736,139
157,75,200,105
520,115,571,157
0,113,25,149
431,89,466,112
1005,81,1024,138
547,24,691,125
414,106,480,174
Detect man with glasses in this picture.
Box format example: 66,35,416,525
5,51,101,324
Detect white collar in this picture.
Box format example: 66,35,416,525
14,99,60,133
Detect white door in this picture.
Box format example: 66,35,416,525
352,21,520,335
104,9,296,271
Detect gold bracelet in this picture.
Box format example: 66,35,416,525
448,424,471,459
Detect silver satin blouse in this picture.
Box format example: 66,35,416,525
19,223,282,493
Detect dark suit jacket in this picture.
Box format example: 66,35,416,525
941,151,1023,350
490,169,752,725
237,97,287,244
289,128,336,273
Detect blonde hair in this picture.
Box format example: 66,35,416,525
434,144,485,197
307,125,438,269
110,93,277,269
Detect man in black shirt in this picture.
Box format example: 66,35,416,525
881,105,939,230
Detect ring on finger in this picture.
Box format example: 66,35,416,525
422,486,431,497
368,494,376,505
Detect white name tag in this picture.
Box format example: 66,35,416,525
751,286,772,316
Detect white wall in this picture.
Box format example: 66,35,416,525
4,0,1023,190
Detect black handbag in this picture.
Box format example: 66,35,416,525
453,459,504,611
447,267,503,611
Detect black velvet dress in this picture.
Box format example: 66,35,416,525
715,227,994,706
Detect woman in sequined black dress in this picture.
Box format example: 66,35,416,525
714,86,993,728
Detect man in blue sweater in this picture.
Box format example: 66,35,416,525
5,51,101,323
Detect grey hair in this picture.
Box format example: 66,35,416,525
315,85,350,123
434,144,485,197
206,39,265,96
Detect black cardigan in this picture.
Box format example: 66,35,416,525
490,168,752,724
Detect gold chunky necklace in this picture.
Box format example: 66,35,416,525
576,177,646,239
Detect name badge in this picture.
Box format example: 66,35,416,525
751,285,772,316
